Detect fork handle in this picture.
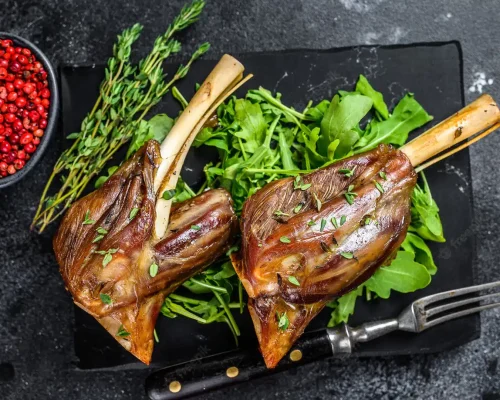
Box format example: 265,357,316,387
327,319,399,354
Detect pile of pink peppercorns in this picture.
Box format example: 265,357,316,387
0,39,51,177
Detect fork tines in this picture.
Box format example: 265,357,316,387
411,281,500,330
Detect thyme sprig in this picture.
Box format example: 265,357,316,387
32,0,208,232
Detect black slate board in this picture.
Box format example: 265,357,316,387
60,41,478,371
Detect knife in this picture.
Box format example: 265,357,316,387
146,278,500,399
145,329,336,400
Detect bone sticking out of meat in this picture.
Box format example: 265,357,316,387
54,141,238,363
54,55,247,364
154,55,252,239
233,94,500,368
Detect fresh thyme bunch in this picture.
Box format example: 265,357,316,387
32,0,209,232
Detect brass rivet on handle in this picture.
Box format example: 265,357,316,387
289,349,303,362
226,366,239,378
169,380,182,393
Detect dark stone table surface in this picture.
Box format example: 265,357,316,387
1,1,499,399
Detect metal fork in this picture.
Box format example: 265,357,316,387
146,281,500,400
328,281,500,355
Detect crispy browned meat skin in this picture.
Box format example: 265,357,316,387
54,140,238,364
232,144,417,368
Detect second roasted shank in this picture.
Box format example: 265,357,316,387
232,144,417,368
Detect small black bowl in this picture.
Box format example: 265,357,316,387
0,32,59,189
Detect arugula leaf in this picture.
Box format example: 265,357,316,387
327,234,437,327
162,189,176,200
326,286,362,327
401,232,437,275
127,114,173,158
355,74,389,120
354,94,433,153
95,166,119,188
232,99,267,154
148,114,174,143
305,99,330,121
212,261,237,280
156,76,444,335
409,172,445,242
318,94,373,159
278,129,299,170
300,127,328,169
162,258,243,345
364,251,431,299
163,177,196,203
193,127,229,151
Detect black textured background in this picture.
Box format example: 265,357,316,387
1,1,500,399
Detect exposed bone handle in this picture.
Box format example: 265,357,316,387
153,55,245,239
402,94,500,167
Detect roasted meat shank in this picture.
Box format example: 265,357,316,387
232,144,415,368
53,55,248,364
54,141,238,363
233,94,500,368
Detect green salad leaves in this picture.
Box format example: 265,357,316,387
190,75,444,328
161,259,244,344
105,75,445,334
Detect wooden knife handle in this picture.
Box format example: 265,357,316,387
145,331,332,400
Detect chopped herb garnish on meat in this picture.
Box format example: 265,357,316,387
116,325,130,337
340,252,354,259
280,236,291,244
276,311,289,331
339,166,356,177
294,203,304,213
293,175,311,191
331,217,339,229
344,185,357,205
274,210,290,217
102,253,113,267
92,235,104,243
100,293,112,304
129,207,139,220
374,181,384,194
191,225,201,231
82,210,95,225
149,262,159,278
379,171,387,180
95,248,119,268
313,192,322,211
340,215,347,226
320,218,327,232
288,276,300,286
226,245,240,256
